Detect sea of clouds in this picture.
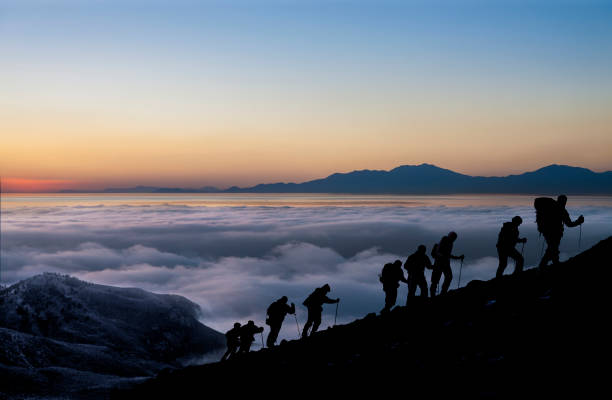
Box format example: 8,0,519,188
2,201,611,343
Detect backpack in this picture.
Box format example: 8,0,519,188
303,289,318,307
534,197,560,234
404,255,417,274
266,302,277,324
379,263,393,283
497,222,514,245
431,243,439,259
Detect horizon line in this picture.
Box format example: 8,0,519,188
2,163,611,194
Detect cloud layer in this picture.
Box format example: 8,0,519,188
2,201,611,340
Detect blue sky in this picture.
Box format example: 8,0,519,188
2,0,612,189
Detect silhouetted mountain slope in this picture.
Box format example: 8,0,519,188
118,237,611,398
0,274,224,399
61,164,612,194
225,163,612,194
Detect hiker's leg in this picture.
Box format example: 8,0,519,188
496,248,508,278
302,310,313,338
418,275,428,298
550,234,561,265
407,277,416,298
382,289,390,313
388,287,397,309
238,342,248,354
430,269,441,297
229,345,239,359
311,313,322,334
267,324,280,347
407,278,418,304
510,248,524,274
441,264,453,294
221,346,232,361
540,233,558,268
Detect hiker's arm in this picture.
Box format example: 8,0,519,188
323,296,336,304
324,296,340,304
425,256,433,270
565,213,584,227
289,303,295,314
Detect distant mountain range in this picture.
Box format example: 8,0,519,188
60,164,612,194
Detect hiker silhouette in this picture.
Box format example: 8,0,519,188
379,260,407,313
301,284,339,338
430,232,464,297
221,322,242,361
238,320,264,354
535,195,584,268
404,245,432,301
265,296,295,347
496,216,527,278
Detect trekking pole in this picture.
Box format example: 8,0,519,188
521,242,525,256
260,332,264,349
334,300,339,326
294,314,301,337
579,225,582,250
457,259,464,289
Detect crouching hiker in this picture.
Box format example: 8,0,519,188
379,260,407,314
301,284,339,338
535,195,584,269
404,245,432,301
238,320,264,354
496,216,527,278
266,296,295,347
430,232,464,297
221,322,241,361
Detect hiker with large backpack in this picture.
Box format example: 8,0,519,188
496,216,527,278
265,296,295,347
221,322,242,361
301,284,339,338
535,195,584,268
379,260,408,314
238,320,264,354
404,245,433,301
430,232,464,297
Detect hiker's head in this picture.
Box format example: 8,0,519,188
280,296,288,304
247,320,254,326
393,259,402,267
512,216,523,226
417,244,426,254
234,322,241,329
448,231,458,241
557,195,567,207
322,283,331,292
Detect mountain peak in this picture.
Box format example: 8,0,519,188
534,164,593,173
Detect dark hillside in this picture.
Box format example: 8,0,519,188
117,237,611,398
0,275,224,399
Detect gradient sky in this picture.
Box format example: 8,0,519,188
2,0,612,191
